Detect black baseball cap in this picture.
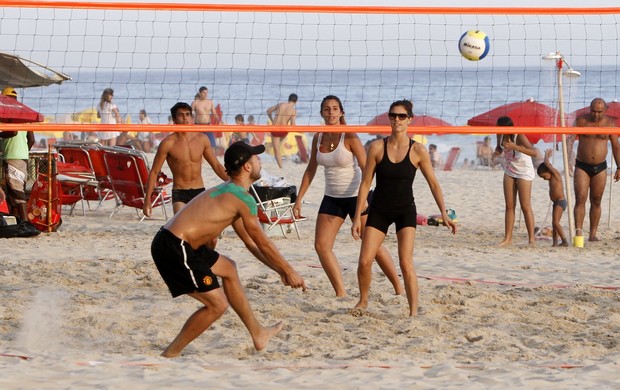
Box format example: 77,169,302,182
224,141,265,172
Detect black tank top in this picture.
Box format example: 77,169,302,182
371,138,417,210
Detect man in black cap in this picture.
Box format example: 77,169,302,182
150,141,306,358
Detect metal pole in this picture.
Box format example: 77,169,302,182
47,143,53,233
557,57,575,242
609,163,613,228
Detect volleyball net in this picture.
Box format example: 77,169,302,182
1,2,620,137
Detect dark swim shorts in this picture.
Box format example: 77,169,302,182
575,159,607,178
151,228,220,298
553,199,567,211
171,188,205,204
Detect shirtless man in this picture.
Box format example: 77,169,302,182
143,102,228,218
571,98,620,242
191,86,222,146
150,141,306,357
266,93,297,169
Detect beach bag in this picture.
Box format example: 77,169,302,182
0,212,41,238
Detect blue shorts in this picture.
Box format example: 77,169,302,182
318,195,358,220
365,203,417,234
553,199,567,211
151,228,220,298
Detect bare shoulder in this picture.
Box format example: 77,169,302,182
412,140,428,153
191,132,210,142
603,117,616,127
344,133,362,145
158,134,178,150
368,137,384,153
575,115,592,128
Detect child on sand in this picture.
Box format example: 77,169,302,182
537,149,569,247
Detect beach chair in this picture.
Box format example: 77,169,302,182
443,147,461,171
103,147,172,221
55,141,116,211
249,185,306,239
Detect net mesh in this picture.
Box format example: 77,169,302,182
0,3,619,135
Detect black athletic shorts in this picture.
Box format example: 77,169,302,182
318,195,358,219
151,228,220,298
365,203,417,234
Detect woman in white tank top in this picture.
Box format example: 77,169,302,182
292,95,403,297
493,116,538,246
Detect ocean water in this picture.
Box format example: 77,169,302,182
20,67,620,162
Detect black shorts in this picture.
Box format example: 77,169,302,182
171,188,205,204
575,160,607,178
365,203,417,234
151,228,220,298
318,195,358,220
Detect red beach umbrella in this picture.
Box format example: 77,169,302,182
467,99,566,144
568,101,620,127
0,94,44,123
367,112,452,127
367,112,452,138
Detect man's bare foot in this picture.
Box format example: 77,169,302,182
560,241,569,247
253,322,284,351
498,239,512,247
589,236,600,242
528,240,536,246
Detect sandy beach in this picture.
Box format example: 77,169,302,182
1,152,620,389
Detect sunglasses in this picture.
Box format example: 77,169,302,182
388,112,409,120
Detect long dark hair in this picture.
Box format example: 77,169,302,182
321,95,346,125
99,88,114,111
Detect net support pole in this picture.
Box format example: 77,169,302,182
557,62,575,243
608,164,613,228
47,144,53,233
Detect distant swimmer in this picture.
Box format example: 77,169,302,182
192,86,222,146
266,93,297,168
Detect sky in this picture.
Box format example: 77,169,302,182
2,1,619,72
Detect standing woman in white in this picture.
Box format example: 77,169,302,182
493,116,538,246
293,95,403,298
97,88,122,146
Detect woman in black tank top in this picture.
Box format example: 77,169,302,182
351,99,457,317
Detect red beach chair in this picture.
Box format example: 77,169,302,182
103,147,171,221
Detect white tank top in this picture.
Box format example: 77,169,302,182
501,135,535,181
316,133,361,198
